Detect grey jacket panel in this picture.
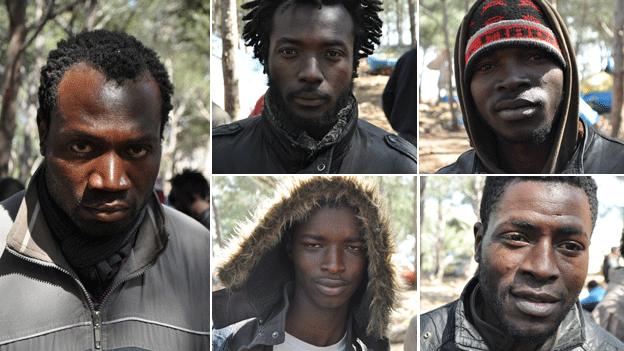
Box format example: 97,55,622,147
0,182,210,350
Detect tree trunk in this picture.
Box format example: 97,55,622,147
612,0,624,137
413,176,422,283
441,0,459,130
407,0,416,47
221,0,239,120
434,196,446,282
0,0,28,178
396,0,403,46
212,198,223,248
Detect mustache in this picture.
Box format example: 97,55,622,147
78,188,128,207
287,88,331,100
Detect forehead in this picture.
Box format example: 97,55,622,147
54,62,161,136
295,207,360,237
270,3,355,45
488,181,592,235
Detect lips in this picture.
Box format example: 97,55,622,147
292,93,328,108
81,202,130,221
511,289,561,318
314,278,349,297
493,98,540,121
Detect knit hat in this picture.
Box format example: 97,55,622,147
464,0,565,79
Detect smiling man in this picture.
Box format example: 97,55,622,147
0,30,209,350
420,177,624,351
212,177,397,350
437,0,624,174
212,0,417,174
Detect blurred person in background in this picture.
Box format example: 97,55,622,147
169,169,210,230
593,230,624,341
382,48,418,147
0,177,24,202
580,280,606,312
418,177,623,351
603,246,623,283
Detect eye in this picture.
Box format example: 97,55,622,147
476,62,495,72
69,141,93,155
126,145,149,159
558,241,585,255
501,232,529,247
303,242,322,249
326,49,344,60
278,47,298,58
347,244,366,255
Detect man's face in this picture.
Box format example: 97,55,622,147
39,62,162,237
291,207,366,311
475,181,592,342
470,47,564,144
268,3,354,137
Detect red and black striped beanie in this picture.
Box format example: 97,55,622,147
465,0,565,78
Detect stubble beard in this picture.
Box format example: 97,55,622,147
267,76,354,138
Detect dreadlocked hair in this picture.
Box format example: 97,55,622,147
37,29,174,139
241,0,383,76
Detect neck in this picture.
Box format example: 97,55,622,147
496,136,554,173
285,289,349,346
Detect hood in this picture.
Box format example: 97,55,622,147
454,0,579,173
217,176,397,340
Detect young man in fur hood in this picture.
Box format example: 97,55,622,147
437,0,624,174
212,177,397,350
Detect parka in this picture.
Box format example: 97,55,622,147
212,93,418,174
419,278,624,351
212,177,397,350
0,175,210,350
437,0,624,174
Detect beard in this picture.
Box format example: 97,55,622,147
267,76,353,139
477,264,573,345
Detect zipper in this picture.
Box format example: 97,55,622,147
7,247,157,349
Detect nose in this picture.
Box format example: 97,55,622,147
321,246,345,274
298,56,323,84
520,239,560,282
495,61,531,92
88,152,130,192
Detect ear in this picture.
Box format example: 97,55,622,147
37,116,48,156
474,222,484,264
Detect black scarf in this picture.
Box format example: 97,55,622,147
35,168,144,302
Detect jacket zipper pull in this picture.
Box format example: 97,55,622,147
92,310,102,350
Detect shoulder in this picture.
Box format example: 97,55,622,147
212,117,261,139
435,149,476,174
582,122,624,173
162,205,210,263
356,120,417,163
420,300,458,351
212,318,257,351
583,314,624,350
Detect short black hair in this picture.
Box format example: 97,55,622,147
587,280,599,290
169,169,209,215
37,29,174,138
480,177,598,232
241,0,383,76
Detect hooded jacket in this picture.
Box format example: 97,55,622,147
212,177,397,350
0,175,210,350
212,92,418,174
437,0,624,174
420,277,624,351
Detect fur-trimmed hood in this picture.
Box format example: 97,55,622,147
214,176,397,345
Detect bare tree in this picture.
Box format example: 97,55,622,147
407,0,416,47
0,0,86,177
395,0,404,46
613,0,624,137
221,0,240,120
441,0,459,130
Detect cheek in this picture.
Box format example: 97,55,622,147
484,245,521,285
560,257,588,293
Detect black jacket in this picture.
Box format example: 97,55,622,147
212,98,417,174
382,48,418,142
420,278,624,351
437,120,624,173
212,177,397,350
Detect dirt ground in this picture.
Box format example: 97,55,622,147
419,102,470,173
353,63,394,133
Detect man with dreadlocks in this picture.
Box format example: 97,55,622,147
0,30,209,349
212,0,417,174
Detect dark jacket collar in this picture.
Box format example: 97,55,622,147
261,91,358,173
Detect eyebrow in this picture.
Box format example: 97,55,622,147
274,37,349,48
59,130,159,144
298,234,364,242
508,220,586,237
